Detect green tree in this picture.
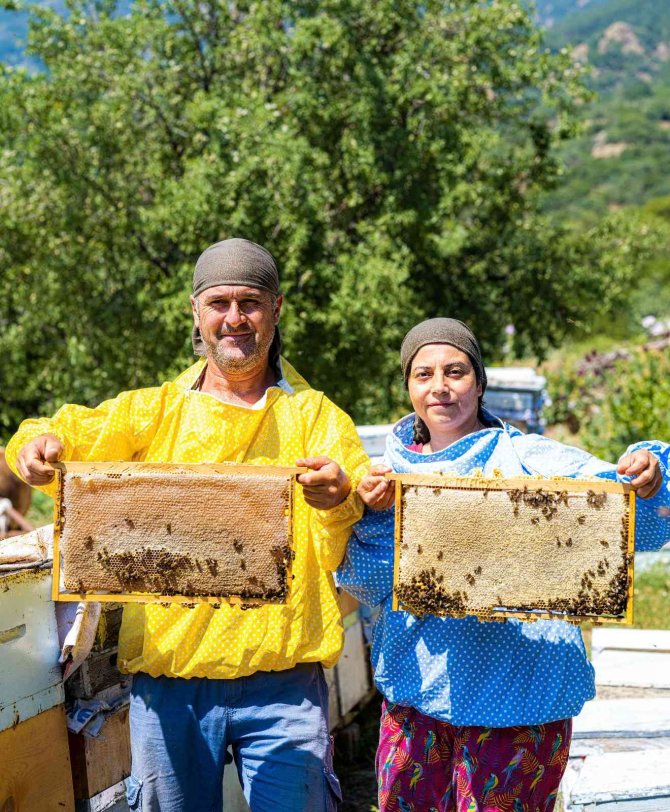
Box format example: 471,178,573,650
0,0,642,433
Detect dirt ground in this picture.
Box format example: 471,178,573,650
335,694,382,812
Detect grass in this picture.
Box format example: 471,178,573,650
628,560,670,628
25,488,53,527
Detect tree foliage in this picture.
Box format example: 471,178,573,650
0,0,644,435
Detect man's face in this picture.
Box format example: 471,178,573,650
191,285,282,374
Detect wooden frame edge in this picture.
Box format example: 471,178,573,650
51,461,308,476
392,477,402,612
626,490,636,626
386,473,630,495
51,467,64,603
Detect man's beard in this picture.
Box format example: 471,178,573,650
205,328,275,373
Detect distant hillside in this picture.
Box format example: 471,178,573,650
548,0,670,93
534,0,609,29
540,0,670,222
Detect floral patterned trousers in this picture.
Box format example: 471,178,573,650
376,700,571,812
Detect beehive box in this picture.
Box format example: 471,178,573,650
68,705,131,802
0,704,75,812
0,566,64,733
390,474,635,623
53,462,302,605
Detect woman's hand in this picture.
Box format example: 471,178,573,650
616,449,662,499
356,465,395,511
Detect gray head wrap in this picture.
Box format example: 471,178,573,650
400,318,487,443
191,238,282,373
192,238,280,300
400,317,487,391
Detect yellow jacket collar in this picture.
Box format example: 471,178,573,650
173,356,310,395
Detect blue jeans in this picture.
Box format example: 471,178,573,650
126,664,341,812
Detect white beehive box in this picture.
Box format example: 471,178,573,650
592,628,670,690
568,749,670,811
0,566,64,733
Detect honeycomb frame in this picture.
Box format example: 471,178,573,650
390,473,635,624
52,461,305,605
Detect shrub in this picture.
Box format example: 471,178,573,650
545,346,670,460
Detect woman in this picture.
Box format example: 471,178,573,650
338,318,668,812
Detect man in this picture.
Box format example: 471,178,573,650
6,238,370,812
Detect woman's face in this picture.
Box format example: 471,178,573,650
408,344,482,441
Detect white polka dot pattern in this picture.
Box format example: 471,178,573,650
6,358,370,679
337,410,670,726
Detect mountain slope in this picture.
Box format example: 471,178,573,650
534,0,609,29
540,0,670,221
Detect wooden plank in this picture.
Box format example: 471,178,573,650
52,461,307,476
66,648,125,700
0,704,75,812
627,492,636,625
386,472,631,494
569,750,670,807
392,475,402,612
68,706,131,800
54,590,278,606
572,698,670,738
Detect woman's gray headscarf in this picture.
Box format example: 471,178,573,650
191,238,282,377
400,317,487,444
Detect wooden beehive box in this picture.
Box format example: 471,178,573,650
68,705,131,802
0,704,75,812
53,462,303,605
390,474,635,623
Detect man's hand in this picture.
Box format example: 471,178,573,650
617,449,662,499
296,456,351,510
357,465,395,511
16,434,64,486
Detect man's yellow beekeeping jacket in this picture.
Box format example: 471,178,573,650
5,358,370,679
